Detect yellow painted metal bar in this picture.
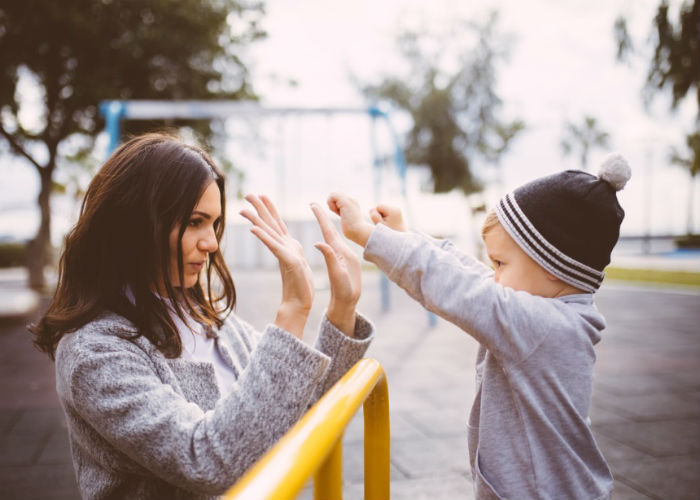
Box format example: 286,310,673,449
223,358,390,500
313,437,343,500
364,375,390,500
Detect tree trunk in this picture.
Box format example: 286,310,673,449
27,165,53,292
688,173,696,235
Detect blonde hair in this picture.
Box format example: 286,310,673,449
481,209,501,240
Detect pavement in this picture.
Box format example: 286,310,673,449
0,266,699,500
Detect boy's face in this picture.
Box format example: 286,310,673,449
483,224,563,298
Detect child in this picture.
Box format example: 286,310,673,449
328,154,631,500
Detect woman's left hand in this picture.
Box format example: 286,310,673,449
311,202,362,337
240,195,314,339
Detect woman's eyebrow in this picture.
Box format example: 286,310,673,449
191,210,214,219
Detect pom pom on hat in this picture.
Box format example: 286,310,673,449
598,153,631,191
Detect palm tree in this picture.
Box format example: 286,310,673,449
560,116,611,171
669,131,700,235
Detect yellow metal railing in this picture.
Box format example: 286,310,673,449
224,358,390,500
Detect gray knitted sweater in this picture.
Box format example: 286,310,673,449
364,224,613,500
55,311,373,500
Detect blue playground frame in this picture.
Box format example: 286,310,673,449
99,100,435,326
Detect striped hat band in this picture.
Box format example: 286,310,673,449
495,192,605,293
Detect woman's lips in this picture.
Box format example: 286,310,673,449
188,262,204,271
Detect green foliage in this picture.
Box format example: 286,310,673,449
613,16,634,63
669,131,700,178
0,0,265,149
669,131,700,234
0,242,26,268
674,234,700,248
362,12,524,195
647,0,699,110
0,0,264,287
560,116,610,171
615,2,699,237
604,266,700,287
614,0,699,111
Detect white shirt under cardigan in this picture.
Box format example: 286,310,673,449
169,311,239,398
124,287,240,398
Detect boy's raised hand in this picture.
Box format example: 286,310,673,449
369,203,407,232
327,193,374,247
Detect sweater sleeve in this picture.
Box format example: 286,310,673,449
220,312,374,402
414,229,493,276
311,312,374,401
364,224,563,363
58,324,331,496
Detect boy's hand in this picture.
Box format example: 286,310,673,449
369,204,407,232
327,193,374,247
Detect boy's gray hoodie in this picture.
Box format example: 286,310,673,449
365,224,613,500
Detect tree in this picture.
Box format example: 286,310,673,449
669,131,700,234
614,0,699,234
615,0,699,113
560,116,610,172
0,0,265,290
361,12,524,195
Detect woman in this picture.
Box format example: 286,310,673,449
30,133,374,500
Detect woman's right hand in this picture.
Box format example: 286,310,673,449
240,194,313,339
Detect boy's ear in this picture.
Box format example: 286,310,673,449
545,271,559,282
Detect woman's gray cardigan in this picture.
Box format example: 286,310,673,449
55,311,374,500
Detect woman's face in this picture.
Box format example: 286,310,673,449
167,181,222,290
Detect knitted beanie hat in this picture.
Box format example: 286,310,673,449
495,153,631,292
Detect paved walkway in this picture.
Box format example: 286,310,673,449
1,269,698,500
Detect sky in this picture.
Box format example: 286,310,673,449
239,0,698,237
1,0,698,246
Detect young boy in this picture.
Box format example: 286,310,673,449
328,154,631,500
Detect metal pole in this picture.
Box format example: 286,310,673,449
99,101,125,155
368,107,391,313
643,148,652,254
370,106,436,327
313,438,344,500
364,374,390,500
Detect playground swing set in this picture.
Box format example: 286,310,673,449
99,99,437,325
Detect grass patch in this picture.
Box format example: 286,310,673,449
605,266,700,287
0,242,26,268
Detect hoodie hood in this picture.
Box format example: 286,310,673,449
557,293,606,345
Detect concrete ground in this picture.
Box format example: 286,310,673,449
0,268,698,500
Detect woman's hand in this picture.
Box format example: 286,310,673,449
311,203,362,337
240,194,313,339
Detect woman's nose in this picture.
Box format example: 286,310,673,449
199,228,218,253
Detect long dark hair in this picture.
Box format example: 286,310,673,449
30,132,236,359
